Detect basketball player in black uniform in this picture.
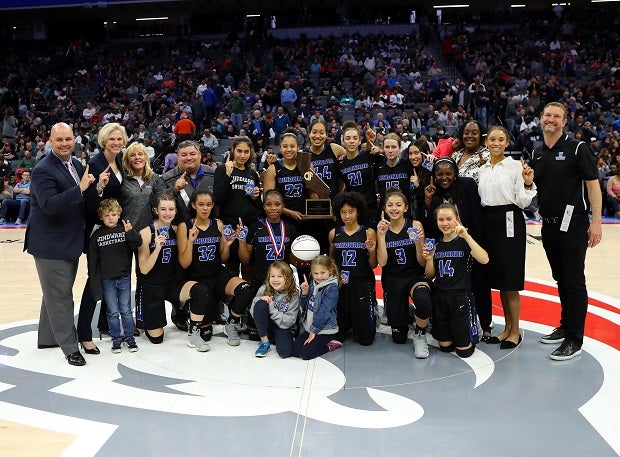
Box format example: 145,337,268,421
177,190,254,348
339,122,380,227
423,203,489,358
377,189,432,359
329,192,378,346
375,133,413,215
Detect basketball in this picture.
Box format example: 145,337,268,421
291,235,321,261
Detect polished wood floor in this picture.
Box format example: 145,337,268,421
1,223,619,457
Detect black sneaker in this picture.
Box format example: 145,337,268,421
550,339,582,361
540,327,565,344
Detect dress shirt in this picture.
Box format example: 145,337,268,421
478,156,536,208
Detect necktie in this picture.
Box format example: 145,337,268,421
65,161,80,185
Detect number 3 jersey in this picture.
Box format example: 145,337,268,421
432,236,474,291
383,219,424,276
332,226,374,283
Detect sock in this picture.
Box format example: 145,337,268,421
189,319,201,332
227,315,241,324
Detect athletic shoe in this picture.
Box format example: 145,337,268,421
550,339,582,361
413,332,429,359
187,326,210,352
224,322,241,346
126,340,139,352
111,342,122,354
0,218,5,224
540,327,565,344
15,218,23,225
380,307,389,326
255,341,270,358
327,340,343,352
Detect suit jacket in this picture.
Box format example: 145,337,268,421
25,153,87,260
162,164,215,223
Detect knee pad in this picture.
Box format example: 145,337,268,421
391,326,409,344
456,345,475,358
189,283,211,316
439,343,455,353
229,282,253,316
411,285,432,320
145,331,164,344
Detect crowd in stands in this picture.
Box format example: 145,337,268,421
1,3,619,223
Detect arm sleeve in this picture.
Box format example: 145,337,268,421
213,165,232,205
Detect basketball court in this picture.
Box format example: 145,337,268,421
1,221,619,457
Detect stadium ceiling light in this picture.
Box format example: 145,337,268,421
246,14,260,17
433,4,469,7
511,4,526,6
135,17,169,21
591,0,619,2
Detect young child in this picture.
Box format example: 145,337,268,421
250,261,300,358
292,255,340,360
329,191,378,346
423,203,489,358
89,198,143,353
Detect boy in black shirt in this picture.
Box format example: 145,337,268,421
89,199,143,353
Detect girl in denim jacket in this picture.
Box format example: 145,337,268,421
293,255,340,360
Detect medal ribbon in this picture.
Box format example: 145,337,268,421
264,219,286,259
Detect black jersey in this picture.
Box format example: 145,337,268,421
432,236,474,291
246,219,297,284
274,159,305,213
308,144,340,197
139,224,180,286
375,158,412,208
213,165,261,225
186,218,226,281
332,226,374,281
338,151,377,209
382,219,423,276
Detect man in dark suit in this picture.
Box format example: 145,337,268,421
25,122,101,366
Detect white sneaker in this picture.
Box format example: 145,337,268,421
15,218,23,225
413,332,429,359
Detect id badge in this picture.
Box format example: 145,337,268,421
505,210,514,238
560,205,574,232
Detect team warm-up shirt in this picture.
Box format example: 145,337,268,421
213,165,261,225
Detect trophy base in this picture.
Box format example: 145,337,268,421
303,199,333,220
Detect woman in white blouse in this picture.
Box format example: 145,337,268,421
478,126,536,349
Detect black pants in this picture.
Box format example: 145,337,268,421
335,279,376,345
541,215,589,346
